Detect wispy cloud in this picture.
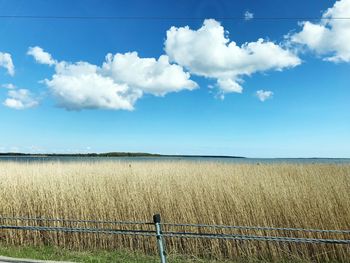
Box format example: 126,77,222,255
244,11,254,21
256,90,273,102
0,52,15,76
1,83,16,89
3,88,39,110
27,46,56,66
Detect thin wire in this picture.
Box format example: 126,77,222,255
163,232,350,244
0,225,156,236
1,217,348,234
1,225,349,244
0,15,349,21
1,222,349,244
161,223,350,234
0,216,152,225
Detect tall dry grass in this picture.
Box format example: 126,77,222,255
0,161,349,262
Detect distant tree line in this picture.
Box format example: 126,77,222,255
0,152,244,158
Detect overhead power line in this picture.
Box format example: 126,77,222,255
0,15,350,21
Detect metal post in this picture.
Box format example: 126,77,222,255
153,214,167,263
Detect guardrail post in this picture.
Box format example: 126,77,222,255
153,214,167,263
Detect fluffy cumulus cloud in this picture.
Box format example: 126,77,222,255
256,90,273,102
28,47,197,110
102,52,197,96
0,52,15,76
290,0,350,62
165,19,301,96
3,88,38,110
45,61,140,110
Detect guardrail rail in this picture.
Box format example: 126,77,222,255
0,214,349,263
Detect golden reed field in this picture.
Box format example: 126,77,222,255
0,161,349,262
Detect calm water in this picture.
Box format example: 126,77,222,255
0,156,349,164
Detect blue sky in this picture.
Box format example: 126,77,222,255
0,0,349,157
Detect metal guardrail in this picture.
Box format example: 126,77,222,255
0,216,151,225
162,222,350,234
0,214,349,263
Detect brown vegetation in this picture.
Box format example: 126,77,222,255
0,161,349,262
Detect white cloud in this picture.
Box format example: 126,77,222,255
0,52,15,76
30,48,197,110
165,19,301,96
217,78,243,93
102,52,197,96
290,0,350,62
1,83,16,89
27,46,56,65
256,90,273,102
3,89,39,110
45,61,140,110
244,11,254,21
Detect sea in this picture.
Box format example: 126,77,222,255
0,156,349,164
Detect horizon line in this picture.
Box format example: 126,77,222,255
0,152,349,159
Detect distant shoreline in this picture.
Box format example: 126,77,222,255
0,153,349,160
0,152,245,159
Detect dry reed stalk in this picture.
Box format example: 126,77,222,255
0,161,349,261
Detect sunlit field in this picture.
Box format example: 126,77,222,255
0,161,349,262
